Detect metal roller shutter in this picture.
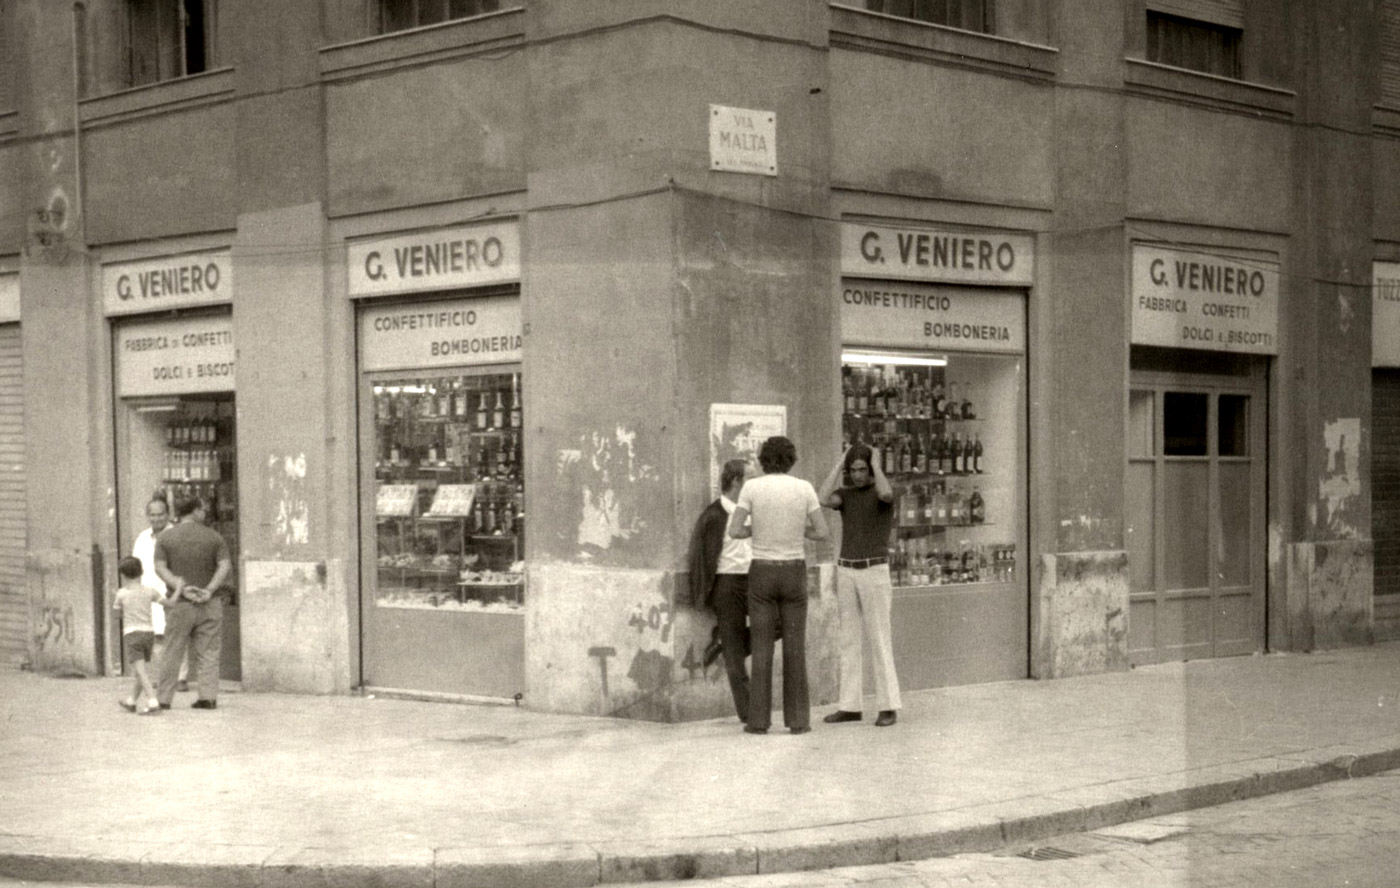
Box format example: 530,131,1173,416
1147,0,1243,29
0,325,26,666
1383,0,1400,109
1376,369,1400,600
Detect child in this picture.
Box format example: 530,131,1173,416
113,555,172,715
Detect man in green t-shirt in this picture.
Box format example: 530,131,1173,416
154,494,232,710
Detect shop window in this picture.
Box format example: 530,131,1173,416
841,351,1021,589
126,0,219,87
1163,391,1208,456
860,0,994,34
377,0,501,34
1218,394,1249,457
371,371,523,612
1146,11,1240,79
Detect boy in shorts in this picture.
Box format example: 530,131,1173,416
113,555,172,714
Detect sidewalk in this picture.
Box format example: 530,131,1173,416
4,644,1400,888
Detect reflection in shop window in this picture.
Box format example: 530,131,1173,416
372,371,524,613
861,0,994,34
841,350,1019,589
378,0,501,33
1218,394,1249,457
126,0,219,87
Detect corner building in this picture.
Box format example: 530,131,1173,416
0,0,1391,718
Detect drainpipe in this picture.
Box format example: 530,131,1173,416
70,2,86,242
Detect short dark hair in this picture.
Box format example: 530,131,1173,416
173,494,204,519
117,556,143,580
844,444,874,473
757,436,797,474
720,459,747,492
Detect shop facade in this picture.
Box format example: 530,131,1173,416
1375,260,1400,637
1,2,1392,719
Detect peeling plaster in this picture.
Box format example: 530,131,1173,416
558,426,660,556
1319,419,1361,536
1338,291,1354,334
267,453,310,547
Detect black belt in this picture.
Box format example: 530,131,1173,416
752,558,806,566
838,556,888,569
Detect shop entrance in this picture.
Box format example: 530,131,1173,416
1373,369,1400,637
0,324,26,667
1126,357,1267,665
116,393,241,680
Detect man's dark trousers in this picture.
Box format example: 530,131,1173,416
713,573,750,721
746,560,809,731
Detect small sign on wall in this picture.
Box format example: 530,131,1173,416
708,403,786,498
1375,261,1400,368
0,274,17,324
103,251,233,316
709,105,777,177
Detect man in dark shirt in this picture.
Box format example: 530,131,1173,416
817,444,901,727
154,494,232,710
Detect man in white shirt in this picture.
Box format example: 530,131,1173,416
729,436,828,735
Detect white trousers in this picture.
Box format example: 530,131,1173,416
836,564,902,712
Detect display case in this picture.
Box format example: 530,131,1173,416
841,353,1019,588
371,370,524,612
155,396,239,597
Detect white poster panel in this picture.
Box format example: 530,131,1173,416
1131,245,1279,355
709,104,777,177
103,251,232,316
116,314,235,397
359,296,522,372
841,223,1034,286
840,281,1025,355
1375,261,1400,368
708,403,786,499
0,274,17,323
347,221,520,298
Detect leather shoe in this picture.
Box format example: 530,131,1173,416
742,725,768,735
822,710,862,724
875,710,897,727
789,726,811,735
191,699,218,710
702,627,723,668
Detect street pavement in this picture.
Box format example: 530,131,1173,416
3,643,1400,888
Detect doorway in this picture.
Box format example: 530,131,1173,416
1126,359,1267,665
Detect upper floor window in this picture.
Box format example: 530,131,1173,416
1146,9,1241,79
126,0,219,87
378,0,501,34
859,0,994,35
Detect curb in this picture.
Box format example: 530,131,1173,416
3,745,1398,888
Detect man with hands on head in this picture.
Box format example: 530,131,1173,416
817,442,902,727
154,494,232,711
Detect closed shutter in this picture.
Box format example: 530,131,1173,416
1147,0,1243,29
0,325,26,665
1376,369,1400,598
1382,0,1400,108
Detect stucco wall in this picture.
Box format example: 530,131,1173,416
829,50,1054,207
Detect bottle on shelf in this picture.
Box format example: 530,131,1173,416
933,430,947,475
972,433,984,473
968,487,986,524
945,382,959,420
492,390,505,428
932,381,947,419
960,383,975,420
948,431,964,474
476,392,490,430
843,370,856,413
912,432,927,474
510,376,522,428
898,436,912,474
454,382,470,418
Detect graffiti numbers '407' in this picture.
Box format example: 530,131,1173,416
35,605,75,650
627,602,672,642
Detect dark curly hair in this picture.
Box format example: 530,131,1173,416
757,436,797,474
844,443,874,473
